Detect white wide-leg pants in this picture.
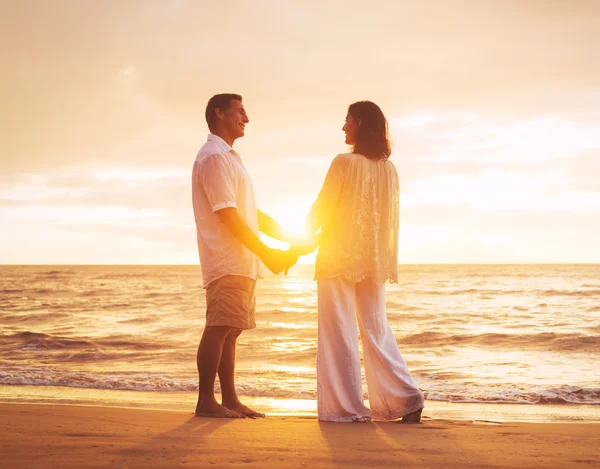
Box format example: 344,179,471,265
317,276,424,422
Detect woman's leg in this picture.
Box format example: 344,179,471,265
317,276,370,422
355,278,424,420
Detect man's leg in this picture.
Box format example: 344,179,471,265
219,329,265,418
195,326,244,418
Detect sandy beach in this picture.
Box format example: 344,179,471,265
2,403,599,468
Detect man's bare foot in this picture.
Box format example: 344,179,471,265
399,408,423,424
195,401,245,418
223,401,265,419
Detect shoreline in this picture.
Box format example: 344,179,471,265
2,403,600,468
1,384,599,424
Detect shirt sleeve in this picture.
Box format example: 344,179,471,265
198,154,238,212
307,154,350,232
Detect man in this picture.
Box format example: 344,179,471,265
192,93,296,418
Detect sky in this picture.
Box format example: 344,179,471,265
1,0,599,264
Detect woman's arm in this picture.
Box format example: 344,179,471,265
257,210,290,242
306,154,351,235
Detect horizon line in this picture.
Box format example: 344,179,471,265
2,263,599,267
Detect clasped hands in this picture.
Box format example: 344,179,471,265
260,235,319,275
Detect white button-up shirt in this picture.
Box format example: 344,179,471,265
192,134,263,287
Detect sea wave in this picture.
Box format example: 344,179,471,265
0,369,316,398
541,289,600,297
425,385,600,405
1,288,71,295
398,331,600,352
2,328,598,358
0,313,72,324
0,288,27,294
407,289,526,296
0,332,172,352
1,369,599,405
36,269,76,279
403,288,600,298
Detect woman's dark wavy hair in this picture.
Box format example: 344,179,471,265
348,101,392,161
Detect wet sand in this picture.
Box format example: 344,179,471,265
2,403,599,468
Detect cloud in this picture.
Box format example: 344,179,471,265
2,1,600,173
0,168,190,212
2,1,600,263
562,150,600,193
403,169,600,214
392,110,600,166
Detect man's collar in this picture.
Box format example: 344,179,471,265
207,133,233,152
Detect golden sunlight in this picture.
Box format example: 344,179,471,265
267,196,315,237
259,197,318,263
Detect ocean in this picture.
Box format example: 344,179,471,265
1,264,599,421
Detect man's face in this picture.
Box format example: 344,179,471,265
222,100,249,139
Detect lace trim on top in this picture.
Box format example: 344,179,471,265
312,153,399,284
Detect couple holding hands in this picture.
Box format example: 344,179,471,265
191,94,424,423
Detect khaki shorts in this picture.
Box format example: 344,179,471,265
205,275,256,330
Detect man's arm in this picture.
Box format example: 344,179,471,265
216,208,292,274
257,210,289,242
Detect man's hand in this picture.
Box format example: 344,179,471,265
260,248,299,275
215,207,317,276
280,235,319,275
282,250,299,275
216,208,293,275
260,247,292,275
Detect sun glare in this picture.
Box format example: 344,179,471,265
268,196,315,237
259,197,317,262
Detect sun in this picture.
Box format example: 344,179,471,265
268,196,315,237
259,196,317,262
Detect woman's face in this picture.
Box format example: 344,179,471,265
343,112,360,146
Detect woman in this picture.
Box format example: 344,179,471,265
305,101,424,423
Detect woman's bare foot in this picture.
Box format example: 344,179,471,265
195,401,245,418
399,408,423,424
223,401,265,419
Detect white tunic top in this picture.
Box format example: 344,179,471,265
309,153,399,284
192,134,263,287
